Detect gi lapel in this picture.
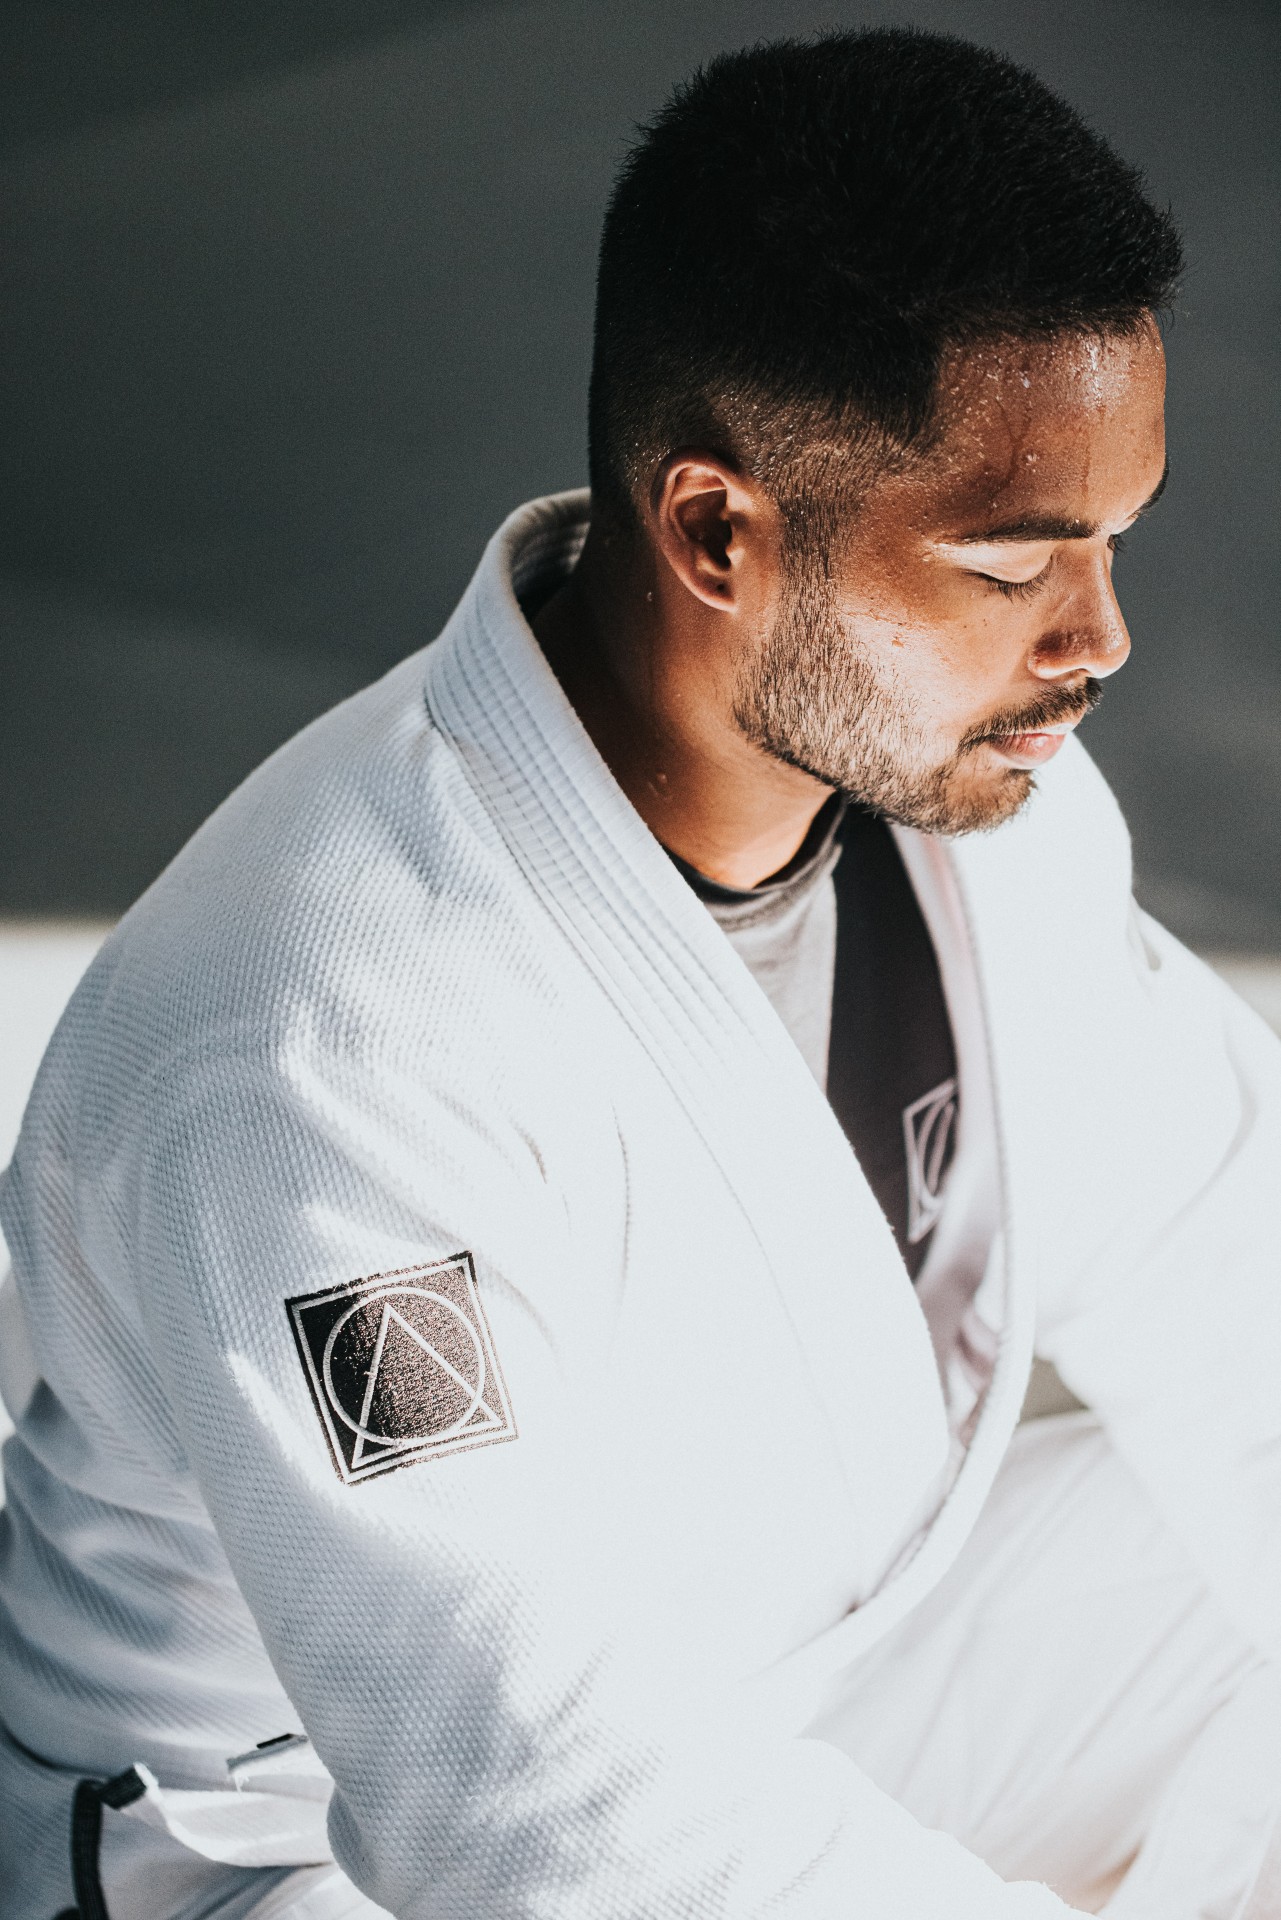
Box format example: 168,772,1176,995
738,827,1037,1733
424,493,950,1586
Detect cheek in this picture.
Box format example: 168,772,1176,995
917,602,1033,724
838,572,1026,733
871,615,1005,730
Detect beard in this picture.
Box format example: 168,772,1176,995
731,570,1102,835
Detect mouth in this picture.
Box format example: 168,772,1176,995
981,720,1080,769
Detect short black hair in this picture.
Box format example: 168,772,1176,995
589,28,1181,532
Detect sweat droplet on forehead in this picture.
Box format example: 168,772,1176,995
899,327,1168,534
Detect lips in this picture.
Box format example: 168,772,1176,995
984,723,1076,768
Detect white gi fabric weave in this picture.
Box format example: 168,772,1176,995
816,1412,1281,1920
2,492,1281,1920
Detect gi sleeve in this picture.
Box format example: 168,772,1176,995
128,1032,1074,1920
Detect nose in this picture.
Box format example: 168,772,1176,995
1029,547,1132,683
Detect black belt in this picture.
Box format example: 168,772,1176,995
2,1715,144,1920
54,1766,148,1920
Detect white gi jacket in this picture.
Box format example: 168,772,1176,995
2,492,1280,1920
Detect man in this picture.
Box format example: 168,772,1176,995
3,26,1280,1920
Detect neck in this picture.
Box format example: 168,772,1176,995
532,522,830,889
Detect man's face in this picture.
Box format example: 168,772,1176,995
733,326,1168,833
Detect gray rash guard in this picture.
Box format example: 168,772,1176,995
667,799,845,1089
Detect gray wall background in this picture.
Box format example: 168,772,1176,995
1,0,1277,946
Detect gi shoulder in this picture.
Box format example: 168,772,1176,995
12,645,612,1221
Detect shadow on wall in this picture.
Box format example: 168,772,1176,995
0,579,361,914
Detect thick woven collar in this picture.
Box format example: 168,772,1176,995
423,492,1045,1720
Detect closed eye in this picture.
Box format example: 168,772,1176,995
945,537,1057,597
983,572,1048,601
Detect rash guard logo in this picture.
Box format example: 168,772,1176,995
287,1254,516,1484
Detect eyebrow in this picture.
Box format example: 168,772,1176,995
948,462,1170,545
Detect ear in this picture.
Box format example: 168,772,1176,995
649,454,778,613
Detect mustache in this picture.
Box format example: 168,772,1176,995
961,678,1103,752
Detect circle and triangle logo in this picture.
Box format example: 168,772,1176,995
287,1254,517,1483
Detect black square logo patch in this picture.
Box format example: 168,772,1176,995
286,1253,517,1484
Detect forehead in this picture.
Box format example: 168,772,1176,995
878,327,1167,530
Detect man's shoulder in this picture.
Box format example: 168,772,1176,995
40,650,582,1135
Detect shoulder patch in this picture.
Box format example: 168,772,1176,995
286,1253,517,1484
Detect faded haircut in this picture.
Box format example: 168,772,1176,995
588,27,1182,544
